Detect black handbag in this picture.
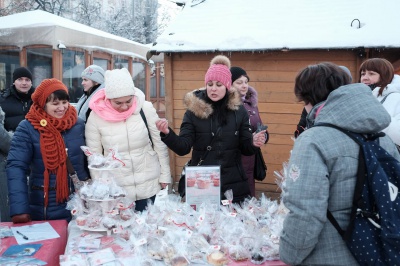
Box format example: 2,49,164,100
253,148,267,181
178,127,221,197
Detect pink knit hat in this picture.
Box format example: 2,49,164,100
204,55,232,90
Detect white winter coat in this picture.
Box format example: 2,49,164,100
85,89,171,201
372,74,400,145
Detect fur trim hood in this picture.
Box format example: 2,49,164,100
183,87,242,119
244,86,258,107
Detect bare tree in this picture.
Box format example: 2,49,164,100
73,0,101,27
103,5,134,40
143,0,159,43
1,0,70,16
34,0,70,15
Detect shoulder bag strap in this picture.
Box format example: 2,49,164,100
380,92,395,104
140,108,154,149
197,127,221,166
66,154,76,176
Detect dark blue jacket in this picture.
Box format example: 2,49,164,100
7,118,89,221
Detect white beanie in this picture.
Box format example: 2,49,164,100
81,65,105,84
104,68,136,99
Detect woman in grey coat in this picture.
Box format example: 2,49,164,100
279,62,400,265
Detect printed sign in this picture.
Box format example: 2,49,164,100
185,165,220,211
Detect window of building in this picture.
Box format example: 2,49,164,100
150,69,157,98
114,56,129,70
27,47,52,87
0,49,20,92
93,58,109,72
62,50,85,103
149,62,165,117
132,61,146,94
160,64,165,97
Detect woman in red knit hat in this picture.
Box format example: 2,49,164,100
7,78,89,223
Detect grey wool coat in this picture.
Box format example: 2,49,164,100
279,83,400,265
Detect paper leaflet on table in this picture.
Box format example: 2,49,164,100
87,248,117,265
60,254,87,266
11,222,60,245
0,225,13,238
78,237,101,253
2,243,42,257
0,256,47,265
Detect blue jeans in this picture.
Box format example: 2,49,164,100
135,195,156,212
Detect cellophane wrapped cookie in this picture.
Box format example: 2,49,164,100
206,250,228,266
170,242,190,266
186,233,209,263
81,145,125,169
64,177,291,265
146,236,164,261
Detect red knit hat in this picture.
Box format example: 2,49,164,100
32,78,68,107
205,55,232,90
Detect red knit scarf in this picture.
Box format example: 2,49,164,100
26,104,77,206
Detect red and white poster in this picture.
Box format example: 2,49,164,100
185,165,221,211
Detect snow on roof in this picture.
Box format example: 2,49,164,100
0,10,149,60
152,0,400,53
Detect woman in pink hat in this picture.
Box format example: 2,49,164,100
156,55,266,203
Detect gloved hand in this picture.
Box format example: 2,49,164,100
12,214,31,224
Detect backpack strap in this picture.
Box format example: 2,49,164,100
313,122,373,241
140,109,154,149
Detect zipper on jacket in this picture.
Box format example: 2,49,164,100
22,101,28,112
65,147,73,194
43,192,47,220
63,134,74,195
125,120,136,188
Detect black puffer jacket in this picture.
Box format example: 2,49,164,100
0,85,34,132
161,88,257,203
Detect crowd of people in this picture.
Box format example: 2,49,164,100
0,56,399,264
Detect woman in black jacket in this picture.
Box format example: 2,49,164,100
156,55,266,203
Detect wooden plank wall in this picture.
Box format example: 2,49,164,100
163,50,359,198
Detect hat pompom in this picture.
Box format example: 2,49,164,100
205,55,232,90
210,55,231,69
